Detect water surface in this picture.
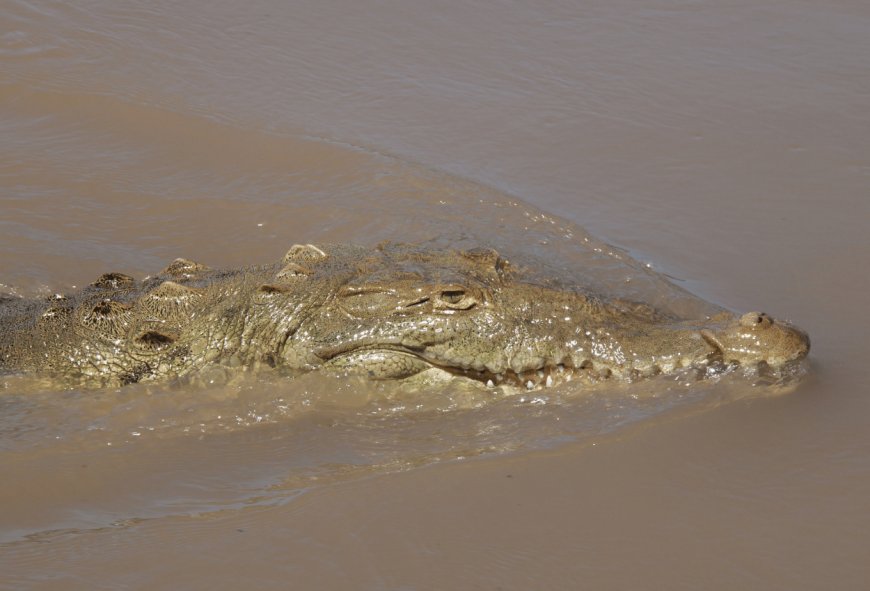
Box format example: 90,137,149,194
1,0,869,589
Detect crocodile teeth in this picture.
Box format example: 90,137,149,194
456,361,620,390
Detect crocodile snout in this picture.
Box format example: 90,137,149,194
704,311,809,368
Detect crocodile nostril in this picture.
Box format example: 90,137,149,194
740,311,772,328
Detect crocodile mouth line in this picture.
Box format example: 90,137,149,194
325,345,628,390
323,338,803,390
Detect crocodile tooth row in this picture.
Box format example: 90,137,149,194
465,361,605,390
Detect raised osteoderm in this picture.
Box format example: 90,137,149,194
0,243,809,389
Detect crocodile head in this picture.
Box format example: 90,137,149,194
280,245,810,388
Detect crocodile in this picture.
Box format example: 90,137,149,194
0,243,809,389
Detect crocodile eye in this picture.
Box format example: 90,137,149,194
440,290,465,304
435,287,478,310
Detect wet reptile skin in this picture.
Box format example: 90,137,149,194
0,243,809,388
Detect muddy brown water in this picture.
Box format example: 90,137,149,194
1,1,869,589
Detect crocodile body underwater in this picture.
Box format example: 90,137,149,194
0,243,809,389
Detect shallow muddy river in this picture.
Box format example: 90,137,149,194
1,1,869,589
